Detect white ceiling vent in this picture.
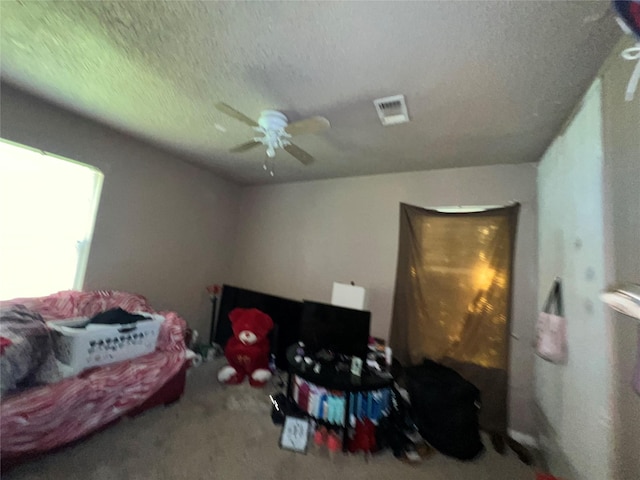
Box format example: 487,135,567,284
373,94,409,126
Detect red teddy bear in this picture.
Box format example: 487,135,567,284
217,308,274,387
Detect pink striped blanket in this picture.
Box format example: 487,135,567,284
0,290,186,459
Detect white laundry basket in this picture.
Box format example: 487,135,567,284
48,312,164,375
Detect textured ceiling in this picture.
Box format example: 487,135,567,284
0,1,621,185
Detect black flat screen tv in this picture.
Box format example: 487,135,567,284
299,300,371,359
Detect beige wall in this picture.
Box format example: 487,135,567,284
535,37,640,480
231,163,538,434
536,78,613,480
0,85,240,336
601,38,640,480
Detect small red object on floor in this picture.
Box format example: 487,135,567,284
348,419,376,454
536,473,563,480
314,426,328,447
327,430,342,452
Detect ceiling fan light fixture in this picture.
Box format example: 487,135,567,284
257,110,289,131
216,102,329,167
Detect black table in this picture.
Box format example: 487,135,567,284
285,344,393,452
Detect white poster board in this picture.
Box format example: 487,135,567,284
279,416,310,453
331,282,368,310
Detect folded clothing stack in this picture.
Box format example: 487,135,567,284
292,375,392,427
292,375,347,425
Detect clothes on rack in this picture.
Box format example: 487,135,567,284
348,389,390,425
292,375,391,427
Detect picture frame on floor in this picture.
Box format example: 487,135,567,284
279,416,310,454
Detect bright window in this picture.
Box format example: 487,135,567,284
0,139,103,300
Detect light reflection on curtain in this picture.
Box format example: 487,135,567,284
390,203,520,433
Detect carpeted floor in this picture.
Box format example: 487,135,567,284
5,360,536,480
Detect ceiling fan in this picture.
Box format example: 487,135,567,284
215,102,330,168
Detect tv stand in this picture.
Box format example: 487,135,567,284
285,344,393,453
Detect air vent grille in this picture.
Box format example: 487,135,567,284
379,100,402,110
373,94,409,126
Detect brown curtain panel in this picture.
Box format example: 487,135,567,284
390,202,520,434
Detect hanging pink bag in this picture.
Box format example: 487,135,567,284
535,279,567,364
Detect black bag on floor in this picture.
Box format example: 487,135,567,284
269,392,303,425
405,359,484,460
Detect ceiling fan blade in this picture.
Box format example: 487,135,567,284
284,143,315,165
215,102,258,127
285,116,330,136
229,140,261,153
